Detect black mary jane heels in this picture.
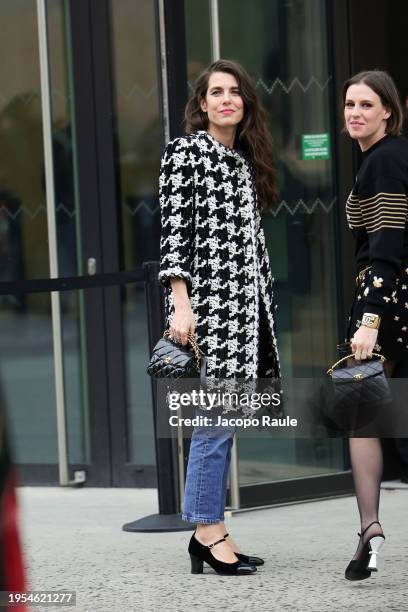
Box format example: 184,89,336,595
188,534,257,575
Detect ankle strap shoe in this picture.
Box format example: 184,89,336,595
188,534,257,575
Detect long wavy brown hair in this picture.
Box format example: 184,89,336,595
184,59,278,213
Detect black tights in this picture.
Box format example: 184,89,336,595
349,359,408,559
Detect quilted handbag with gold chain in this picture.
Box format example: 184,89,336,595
147,330,207,384
324,352,392,434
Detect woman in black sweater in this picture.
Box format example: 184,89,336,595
343,70,408,580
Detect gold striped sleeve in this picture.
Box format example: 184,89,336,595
359,192,407,205
359,192,408,233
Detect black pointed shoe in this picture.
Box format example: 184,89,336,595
188,534,257,575
224,532,264,566
345,521,385,581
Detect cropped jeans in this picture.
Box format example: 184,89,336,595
182,412,236,524
182,300,272,524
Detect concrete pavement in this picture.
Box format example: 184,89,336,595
17,484,408,612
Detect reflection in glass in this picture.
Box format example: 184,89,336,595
238,438,343,486
124,284,155,465
1,290,90,465
0,293,57,464
185,0,212,86
0,15,46,281
0,1,79,282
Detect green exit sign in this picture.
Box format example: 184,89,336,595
301,133,330,160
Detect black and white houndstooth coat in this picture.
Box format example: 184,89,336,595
158,130,280,380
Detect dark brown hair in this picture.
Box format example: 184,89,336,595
184,59,278,212
342,70,403,135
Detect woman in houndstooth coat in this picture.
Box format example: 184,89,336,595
158,59,280,575
158,104,280,383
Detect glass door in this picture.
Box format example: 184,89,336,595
0,0,121,486
0,0,85,480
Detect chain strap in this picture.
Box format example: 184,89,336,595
163,329,203,371
327,352,385,376
355,265,372,286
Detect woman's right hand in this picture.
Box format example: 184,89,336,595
170,302,195,346
169,278,195,346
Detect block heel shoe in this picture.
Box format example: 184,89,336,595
188,534,257,575
345,520,385,581
223,532,264,566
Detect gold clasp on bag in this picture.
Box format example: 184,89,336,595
163,329,203,371
327,352,386,376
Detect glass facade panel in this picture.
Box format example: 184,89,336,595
2,289,90,465
185,0,212,84
124,283,155,465
185,0,345,485
218,0,338,376
110,0,159,464
110,0,161,271
0,293,57,463
0,1,89,466
0,1,47,282
0,0,79,281
238,439,344,486
49,3,90,465
60,290,90,465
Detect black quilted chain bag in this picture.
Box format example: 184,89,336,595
147,329,207,384
324,352,392,434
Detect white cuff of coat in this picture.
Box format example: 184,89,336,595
158,267,192,289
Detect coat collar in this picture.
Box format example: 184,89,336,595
196,130,245,161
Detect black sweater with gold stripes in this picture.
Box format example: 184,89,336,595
346,134,408,317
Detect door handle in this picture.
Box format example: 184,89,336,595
87,257,97,275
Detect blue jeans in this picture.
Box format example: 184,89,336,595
182,414,236,524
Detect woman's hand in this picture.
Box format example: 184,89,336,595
351,325,379,360
169,278,196,346
170,303,195,345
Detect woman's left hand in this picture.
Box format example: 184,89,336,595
351,325,379,360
